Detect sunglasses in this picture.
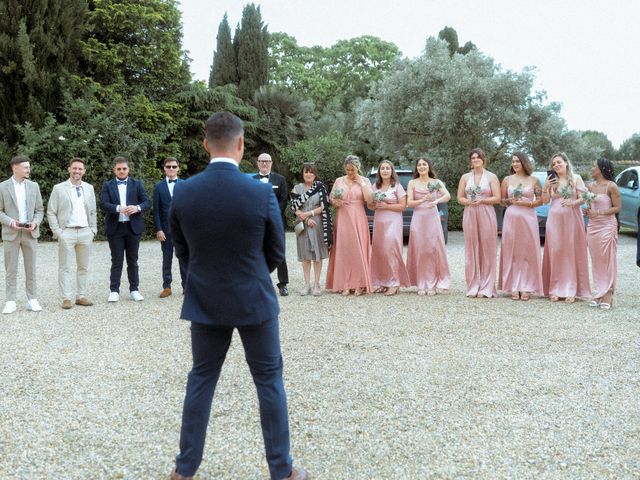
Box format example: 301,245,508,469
165,165,178,169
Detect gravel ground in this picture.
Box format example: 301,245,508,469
1,231,639,480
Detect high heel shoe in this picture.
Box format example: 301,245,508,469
550,295,559,302
341,289,351,296
521,292,530,301
373,286,387,294
565,296,575,304
384,287,398,296
511,291,520,300
354,288,364,296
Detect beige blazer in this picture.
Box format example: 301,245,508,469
46,180,98,238
0,178,45,240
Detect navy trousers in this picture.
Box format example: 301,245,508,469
107,222,141,293
161,233,187,289
175,318,293,479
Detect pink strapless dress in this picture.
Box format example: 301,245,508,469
586,194,617,298
325,178,372,292
406,186,450,291
370,183,410,288
463,174,497,297
542,189,590,298
498,185,543,295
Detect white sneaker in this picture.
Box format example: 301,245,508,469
108,292,120,302
26,299,42,312
2,301,16,314
130,290,144,301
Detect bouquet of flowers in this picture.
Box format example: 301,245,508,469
465,186,481,200
512,183,524,200
332,188,344,199
582,190,596,207
373,191,386,202
559,185,573,199
427,181,441,193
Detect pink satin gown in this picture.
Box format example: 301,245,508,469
586,193,617,298
406,186,451,291
325,177,372,293
542,187,590,298
463,172,497,297
370,183,410,288
498,185,543,295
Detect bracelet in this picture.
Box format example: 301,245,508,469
309,210,314,217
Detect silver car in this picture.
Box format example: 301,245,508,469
615,166,640,232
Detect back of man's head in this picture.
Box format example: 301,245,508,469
204,112,244,146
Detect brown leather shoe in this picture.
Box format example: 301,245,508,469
159,287,172,298
170,469,193,480
75,297,93,306
62,299,73,310
283,466,309,480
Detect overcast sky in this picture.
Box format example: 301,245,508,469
178,0,640,148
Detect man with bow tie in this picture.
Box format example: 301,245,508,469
100,157,150,302
153,157,187,298
253,153,289,296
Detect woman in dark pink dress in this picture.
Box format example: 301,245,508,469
457,148,501,298
541,152,590,303
368,160,410,296
584,158,621,309
498,152,543,301
325,155,373,296
406,157,451,295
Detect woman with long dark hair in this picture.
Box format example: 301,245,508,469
584,158,621,309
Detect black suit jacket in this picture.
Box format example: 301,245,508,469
100,178,150,236
253,171,288,214
171,161,285,326
153,178,182,233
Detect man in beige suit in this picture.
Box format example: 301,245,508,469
0,155,45,314
47,158,98,309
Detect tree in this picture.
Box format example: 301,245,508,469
618,133,640,161
0,0,87,145
208,13,237,88
235,3,269,100
438,26,476,56
580,130,616,160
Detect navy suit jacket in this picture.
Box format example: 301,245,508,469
100,178,150,236
153,178,182,233
171,161,285,326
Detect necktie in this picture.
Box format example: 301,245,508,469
260,174,269,179
75,186,82,198
117,180,127,186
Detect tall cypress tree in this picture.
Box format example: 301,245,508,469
235,3,269,100
208,13,238,88
0,0,86,146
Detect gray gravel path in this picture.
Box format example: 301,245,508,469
1,232,639,479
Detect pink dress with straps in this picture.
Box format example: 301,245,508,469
462,172,498,297
370,183,410,288
325,177,372,292
406,184,451,291
498,183,543,295
586,191,617,298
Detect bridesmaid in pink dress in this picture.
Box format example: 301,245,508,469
584,158,621,309
406,157,451,295
498,152,544,301
368,160,410,296
541,152,590,303
456,148,501,298
325,155,373,295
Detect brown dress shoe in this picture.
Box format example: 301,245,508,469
75,297,93,306
170,469,193,480
62,299,73,310
283,466,309,480
159,287,172,298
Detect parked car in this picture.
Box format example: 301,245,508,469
365,168,448,243
615,165,640,231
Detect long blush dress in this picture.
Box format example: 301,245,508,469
406,184,450,291
370,183,410,288
325,177,372,293
463,172,497,297
542,186,590,298
498,184,543,295
586,192,617,298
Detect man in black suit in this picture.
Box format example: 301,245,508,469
254,152,289,296
100,157,150,302
153,157,187,298
168,112,307,480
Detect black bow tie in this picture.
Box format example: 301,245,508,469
260,174,269,179
168,179,177,183
117,180,127,185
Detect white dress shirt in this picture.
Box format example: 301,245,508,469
67,181,89,227
12,177,28,223
117,178,129,222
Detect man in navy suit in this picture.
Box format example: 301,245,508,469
100,157,150,302
153,157,187,298
253,153,290,296
169,112,307,480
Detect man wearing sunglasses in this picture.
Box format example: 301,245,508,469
153,157,187,298
46,158,97,309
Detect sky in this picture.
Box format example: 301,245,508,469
178,0,640,148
